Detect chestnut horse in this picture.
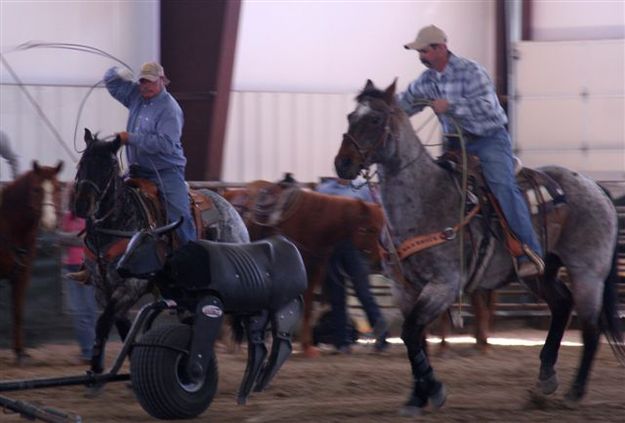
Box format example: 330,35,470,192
0,161,63,362
224,180,385,357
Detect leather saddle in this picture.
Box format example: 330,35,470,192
125,178,221,240
252,185,303,226
437,150,569,255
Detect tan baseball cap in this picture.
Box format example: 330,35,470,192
404,25,447,50
138,62,165,82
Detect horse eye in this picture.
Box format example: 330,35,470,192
369,116,382,125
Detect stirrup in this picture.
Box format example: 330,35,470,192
522,245,545,274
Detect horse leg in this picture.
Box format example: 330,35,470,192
525,257,573,395
400,308,447,417
90,302,118,374
436,309,451,356
115,316,132,341
10,271,30,363
470,290,491,353
562,266,604,402
565,319,601,402
300,262,325,358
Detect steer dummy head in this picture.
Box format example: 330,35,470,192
116,218,182,279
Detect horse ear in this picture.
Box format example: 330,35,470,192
364,79,375,91
32,160,41,173
84,128,94,145
54,161,64,174
383,78,397,104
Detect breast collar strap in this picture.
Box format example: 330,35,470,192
394,202,480,260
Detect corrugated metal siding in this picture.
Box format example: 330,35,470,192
0,84,127,181
221,90,357,183
512,40,625,180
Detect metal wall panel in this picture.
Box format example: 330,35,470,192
513,40,625,179
221,90,444,183
221,90,355,183
0,84,127,181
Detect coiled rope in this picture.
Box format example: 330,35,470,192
0,41,134,161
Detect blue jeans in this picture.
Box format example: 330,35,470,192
463,127,542,256
64,264,97,359
129,165,196,245
325,240,386,348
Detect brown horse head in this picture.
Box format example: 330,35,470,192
1,160,63,232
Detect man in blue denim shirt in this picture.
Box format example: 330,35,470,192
397,25,543,278
104,62,195,245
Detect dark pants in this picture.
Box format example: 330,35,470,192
64,264,97,359
325,240,386,348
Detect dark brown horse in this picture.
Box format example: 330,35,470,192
224,180,385,357
0,161,63,362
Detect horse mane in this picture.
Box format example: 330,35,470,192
356,86,387,103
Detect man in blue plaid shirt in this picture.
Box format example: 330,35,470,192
397,25,543,278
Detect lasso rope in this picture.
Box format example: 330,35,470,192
1,41,134,161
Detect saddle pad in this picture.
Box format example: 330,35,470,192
516,168,567,215
253,186,303,226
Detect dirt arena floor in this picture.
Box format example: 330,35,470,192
1,330,623,423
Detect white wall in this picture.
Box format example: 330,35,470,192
1,0,623,182
0,0,159,180
233,0,495,93
0,0,159,84
513,40,625,180
533,0,625,41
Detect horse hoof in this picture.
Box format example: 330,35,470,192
398,405,424,417
564,385,584,404
303,346,320,359
536,373,558,395
15,351,33,366
429,385,447,409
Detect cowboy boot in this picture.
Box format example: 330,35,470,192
66,266,91,283
515,245,545,279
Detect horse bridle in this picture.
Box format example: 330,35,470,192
75,158,118,222
342,105,394,169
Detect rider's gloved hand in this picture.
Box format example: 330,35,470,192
115,67,134,81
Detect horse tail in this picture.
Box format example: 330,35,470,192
600,237,625,366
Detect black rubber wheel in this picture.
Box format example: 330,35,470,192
130,324,218,420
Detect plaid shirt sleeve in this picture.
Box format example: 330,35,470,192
397,72,438,116
398,56,507,136
446,60,507,135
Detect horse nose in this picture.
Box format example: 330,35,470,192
334,155,354,179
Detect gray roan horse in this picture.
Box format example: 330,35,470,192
72,129,249,375
334,80,624,415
